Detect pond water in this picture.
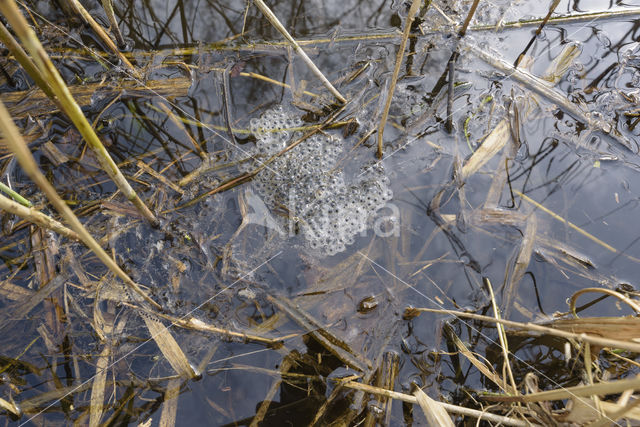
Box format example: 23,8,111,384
2,0,640,425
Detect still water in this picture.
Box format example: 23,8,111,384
1,0,640,425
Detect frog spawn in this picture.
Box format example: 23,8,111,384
241,107,393,256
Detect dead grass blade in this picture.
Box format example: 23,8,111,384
412,385,455,426
266,294,372,372
547,316,640,342
142,315,196,379
377,0,422,158
503,213,537,315
445,324,514,393
0,397,20,418
89,344,110,427
484,277,518,393
461,119,511,180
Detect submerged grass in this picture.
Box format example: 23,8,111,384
1,0,640,425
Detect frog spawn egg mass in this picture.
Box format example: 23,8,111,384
242,107,393,256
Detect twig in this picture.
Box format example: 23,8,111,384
252,0,345,104
377,0,421,158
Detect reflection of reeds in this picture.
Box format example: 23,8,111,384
252,0,346,104
377,0,422,159
0,0,157,225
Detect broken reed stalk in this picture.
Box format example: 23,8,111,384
252,0,345,104
407,307,640,353
0,99,161,311
101,0,126,47
377,0,421,158
0,0,158,225
65,0,139,78
0,192,79,240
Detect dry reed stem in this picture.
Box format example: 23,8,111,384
0,0,157,225
0,99,160,310
407,307,640,353
158,101,206,158
138,307,287,346
252,0,345,104
66,0,139,78
0,193,80,240
341,381,534,426
2,77,191,120
484,375,640,404
136,160,184,194
376,0,421,158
